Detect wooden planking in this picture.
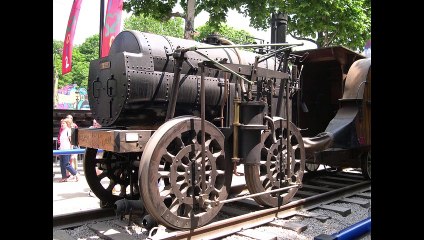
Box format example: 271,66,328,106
301,184,334,192
318,204,351,217
308,179,348,188
295,190,317,198
338,198,370,208
355,192,371,199
295,212,330,222
268,221,308,233
321,175,364,183
220,205,250,217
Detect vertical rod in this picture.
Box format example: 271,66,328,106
231,77,241,174
99,0,105,58
165,52,184,121
200,65,206,193
285,78,291,180
279,117,283,205
276,51,290,117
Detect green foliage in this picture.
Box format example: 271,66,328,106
78,35,100,62
123,0,371,51
123,0,180,20
124,14,184,38
53,35,99,89
194,22,254,45
284,0,371,50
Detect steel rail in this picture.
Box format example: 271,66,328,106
149,180,370,240
53,208,116,230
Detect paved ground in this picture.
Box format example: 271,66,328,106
53,160,100,216
53,160,246,217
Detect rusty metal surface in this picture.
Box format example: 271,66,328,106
83,148,141,207
342,58,371,99
244,117,305,207
303,132,334,160
139,117,231,230
77,128,154,152
324,104,360,149
293,46,364,65
314,147,368,168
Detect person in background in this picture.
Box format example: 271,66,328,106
59,118,79,182
89,119,103,175
66,115,79,171
89,119,101,129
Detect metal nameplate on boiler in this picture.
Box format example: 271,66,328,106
100,61,111,69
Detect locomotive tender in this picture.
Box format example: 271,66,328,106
75,23,371,229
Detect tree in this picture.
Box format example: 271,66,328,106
124,14,184,38
124,0,201,39
78,35,100,62
53,35,100,89
194,22,254,45
284,0,371,50
124,13,253,47
123,0,371,51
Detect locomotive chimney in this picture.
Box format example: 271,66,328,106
270,12,288,50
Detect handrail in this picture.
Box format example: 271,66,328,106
53,149,103,155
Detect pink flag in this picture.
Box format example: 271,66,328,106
101,0,123,57
62,0,83,74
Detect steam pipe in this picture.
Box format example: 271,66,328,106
187,42,302,51
232,76,242,176
219,73,229,127
200,64,206,194
165,49,185,121
114,199,145,216
264,116,277,144
142,214,158,230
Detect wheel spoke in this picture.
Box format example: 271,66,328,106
139,117,230,229
245,118,305,207
84,148,140,207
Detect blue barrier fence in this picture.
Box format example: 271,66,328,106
53,149,103,155
314,217,371,240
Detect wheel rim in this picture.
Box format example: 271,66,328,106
244,117,305,207
305,163,320,172
139,117,231,229
361,150,371,179
84,148,140,207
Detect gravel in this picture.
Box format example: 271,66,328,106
57,196,371,239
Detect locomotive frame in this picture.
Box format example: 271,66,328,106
74,29,371,230
76,30,309,229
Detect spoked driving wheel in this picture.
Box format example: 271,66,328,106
139,116,231,229
84,148,140,207
244,117,305,207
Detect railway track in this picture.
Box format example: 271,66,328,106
53,170,371,240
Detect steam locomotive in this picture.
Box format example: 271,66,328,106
75,16,370,230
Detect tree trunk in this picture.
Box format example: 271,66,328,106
316,32,323,48
184,0,195,39
53,67,59,108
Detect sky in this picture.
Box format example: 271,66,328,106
53,0,316,50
